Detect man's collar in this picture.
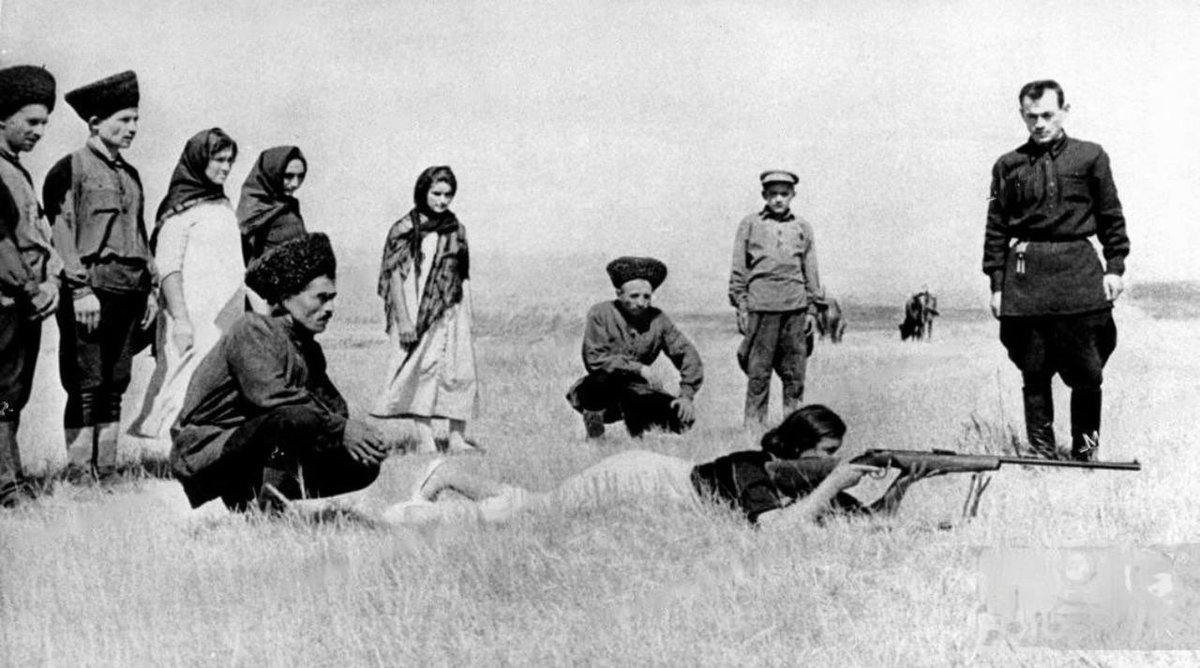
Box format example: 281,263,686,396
759,207,795,222
0,147,34,185
613,299,654,328
86,136,125,166
272,311,318,343
1026,132,1069,157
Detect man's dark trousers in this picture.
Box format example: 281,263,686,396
569,371,690,437
179,404,381,511
0,307,41,497
1000,310,1116,455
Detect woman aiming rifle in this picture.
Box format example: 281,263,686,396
384,405,939,530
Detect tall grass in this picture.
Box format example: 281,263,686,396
2,302,1198,666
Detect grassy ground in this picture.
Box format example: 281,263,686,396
2,288,1198,666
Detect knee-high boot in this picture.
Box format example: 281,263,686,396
1022,381,1058,459
0,421,25,505
65,426,96,472
259,446,303,513
95,422,120,478
1070,387,1102,462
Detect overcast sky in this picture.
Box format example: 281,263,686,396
2,0,1197,309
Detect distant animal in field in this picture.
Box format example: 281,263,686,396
899,290,939,341
815,297,846,344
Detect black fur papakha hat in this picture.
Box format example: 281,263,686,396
245,232,337,303
606,256,668,290
0,65,56,119
65,70,139,121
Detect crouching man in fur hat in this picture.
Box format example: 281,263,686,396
566,256,703,439
170,233,391,512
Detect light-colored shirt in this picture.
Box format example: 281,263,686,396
729,209,823,313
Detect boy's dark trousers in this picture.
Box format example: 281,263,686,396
738,310,812,426
567,371,691,437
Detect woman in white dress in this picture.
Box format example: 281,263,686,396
128,128,245,438
372,166,479,453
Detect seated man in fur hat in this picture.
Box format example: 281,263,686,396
566,256,703,438
170,232,390,512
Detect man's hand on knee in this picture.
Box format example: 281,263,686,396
638,365,663,391
343,418,388,465
671,396,695,424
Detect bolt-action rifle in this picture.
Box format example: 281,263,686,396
767,448,1141,490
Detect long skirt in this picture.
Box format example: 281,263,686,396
372,301,478,421
128,290,243,438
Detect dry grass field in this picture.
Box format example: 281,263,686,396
2,270,1199,667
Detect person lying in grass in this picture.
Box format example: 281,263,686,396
385,404,938,529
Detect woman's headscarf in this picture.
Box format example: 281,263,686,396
378,165,469,338
236,146,306,237
151,127,237,249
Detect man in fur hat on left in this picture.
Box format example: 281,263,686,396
171,233,391,513
0,64,62,507
43,70,157,482
566,256,704,439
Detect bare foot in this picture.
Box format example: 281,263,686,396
446,433,483,454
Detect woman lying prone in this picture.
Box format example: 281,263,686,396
384,405,938,530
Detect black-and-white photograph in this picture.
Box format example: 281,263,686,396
2,1,1197,664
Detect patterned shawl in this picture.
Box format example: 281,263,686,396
151,127,236,251
377,166,469,338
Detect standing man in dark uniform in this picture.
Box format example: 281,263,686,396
566,256,703,439
983,80,1130,462
0,65,62,507
44,71,157,480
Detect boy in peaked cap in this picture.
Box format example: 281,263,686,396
43,70,158,482
729,170,825,428
566,256,703,438
0,64,63,507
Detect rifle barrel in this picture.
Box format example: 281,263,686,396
995,456,1141,471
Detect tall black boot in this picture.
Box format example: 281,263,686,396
1022,381,1058,459
1070,387,1102,462
259,447,302,514
0,420,26,507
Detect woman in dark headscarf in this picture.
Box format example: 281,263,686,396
236,146,307,267
129,128,245,438
372,166,479,453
